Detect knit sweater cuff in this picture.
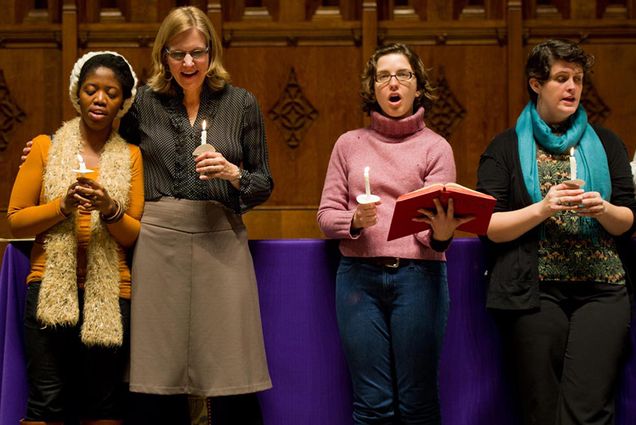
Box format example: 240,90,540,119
340,210,360,239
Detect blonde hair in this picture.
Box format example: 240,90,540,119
148,6,230,94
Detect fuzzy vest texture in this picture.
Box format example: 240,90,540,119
39,117,131,347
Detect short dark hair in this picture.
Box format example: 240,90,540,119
525,39,594,103
360,43,436,115
78,53,135,101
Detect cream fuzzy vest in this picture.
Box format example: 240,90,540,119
39,117,131,347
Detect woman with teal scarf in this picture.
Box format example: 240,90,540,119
477,39,636,425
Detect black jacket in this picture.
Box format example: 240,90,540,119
477,126,636,310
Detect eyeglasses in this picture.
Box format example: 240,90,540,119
375,70,415,84
164,47,209,61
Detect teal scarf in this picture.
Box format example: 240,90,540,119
516,101,611,234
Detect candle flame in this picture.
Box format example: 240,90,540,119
570,147,574,156
202,120,207,130
364,166,369,177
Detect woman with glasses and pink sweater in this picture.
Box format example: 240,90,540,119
318,43,471,425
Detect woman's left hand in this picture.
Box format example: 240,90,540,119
194,151,241,182
576,191,607,217
414,198,475,241
74,177,117,216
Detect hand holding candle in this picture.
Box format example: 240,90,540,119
356,165,380,204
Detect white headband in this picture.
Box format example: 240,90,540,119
68,50,138,119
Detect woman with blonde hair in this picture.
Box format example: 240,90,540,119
119,6,272,425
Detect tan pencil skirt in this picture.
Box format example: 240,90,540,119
129,197,272,397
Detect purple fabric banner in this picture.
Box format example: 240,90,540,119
1,239,635,425
0,242,29,425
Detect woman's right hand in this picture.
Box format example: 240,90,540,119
60,182,80,216
20,140,33,163
352,201,380,231
540,183,585,216
486,182,585,243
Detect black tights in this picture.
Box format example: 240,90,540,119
126,392,263,425
209,393,263,425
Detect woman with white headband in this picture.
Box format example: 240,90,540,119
8,51,144,425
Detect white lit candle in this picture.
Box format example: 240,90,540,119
200,120,207,146
569,147,577,180
77,153,87,172
73,153,93,174
356,165,380,204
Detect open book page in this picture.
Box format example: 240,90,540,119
396,183,445,201
397,182,489,202
444,182,498,199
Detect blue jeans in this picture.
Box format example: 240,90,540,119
336,257,449,425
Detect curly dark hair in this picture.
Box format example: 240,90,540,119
78,54,135,101
360,43,436,115
525,39,594,103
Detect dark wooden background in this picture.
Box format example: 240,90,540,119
1,0,636,253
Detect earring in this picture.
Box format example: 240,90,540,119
164,69,173,82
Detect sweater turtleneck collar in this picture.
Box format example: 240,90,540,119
370,107,426,140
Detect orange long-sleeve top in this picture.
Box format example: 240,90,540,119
7,134,144,299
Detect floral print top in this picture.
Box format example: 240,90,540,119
536,145,625,284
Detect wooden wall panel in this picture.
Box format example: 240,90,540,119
558,42,636,157
412,44,509,188
0,49,63,207
0,0,18,24
225,45,363,207
0,48,62,254
1,0,636,244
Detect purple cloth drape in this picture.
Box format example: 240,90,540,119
1,239,635,425
251,239,352,425
0,243,29,425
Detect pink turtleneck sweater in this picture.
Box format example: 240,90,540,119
317,108,456,260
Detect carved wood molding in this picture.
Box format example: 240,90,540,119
21,0,62,24
221,22,362,46
0,70,26,152
268,68,318,149
0,25,61,48
536,4,563,20
459,5,487,20
77,23,159,48
427,67,466,140
524,21,636,44
379,21,508,46
84,1,128,23
602,4,628,19
5,22,636,49
581,77,610,124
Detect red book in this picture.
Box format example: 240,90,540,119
387,183,496,241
